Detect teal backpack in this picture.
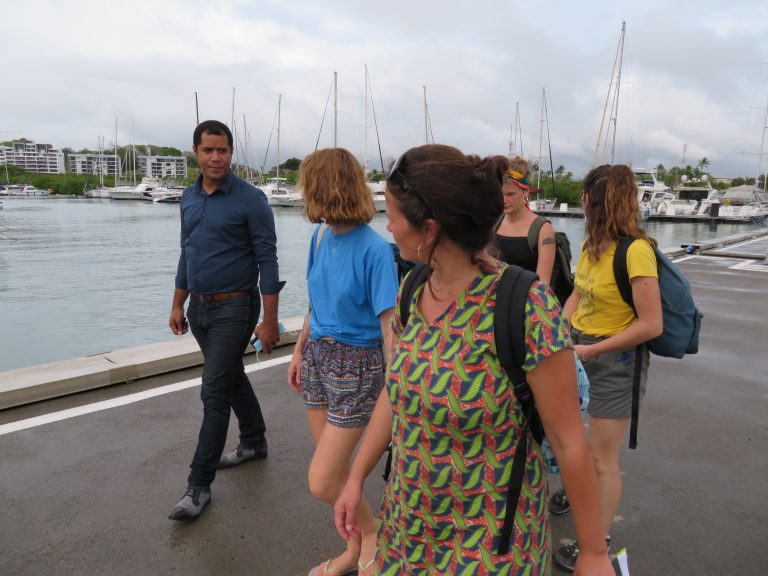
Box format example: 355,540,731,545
613,238,702,359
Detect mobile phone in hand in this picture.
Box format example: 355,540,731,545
251,322,286,352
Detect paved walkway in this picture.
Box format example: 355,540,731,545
2,234,768,575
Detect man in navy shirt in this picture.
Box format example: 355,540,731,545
168,120,282,520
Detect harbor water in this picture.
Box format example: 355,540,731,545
0,196,764,372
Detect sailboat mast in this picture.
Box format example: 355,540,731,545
509,101,519,158
756,96,768,192
277,95,282,192
423,86,429,144
364,65,369,173
543,88,557,198
609,21,626,164
593,21,625,167
195,92,199,125
243,113,250,180
333,71,338,148
537,88,545,189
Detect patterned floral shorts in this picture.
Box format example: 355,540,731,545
301,337,385,428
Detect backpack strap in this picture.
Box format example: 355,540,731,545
398,263,429,326
383,262,428,482
613,237,635,311
526,216,548,257
612,237,644,450
494,264,539,555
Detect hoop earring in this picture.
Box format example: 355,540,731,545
417,243,423,260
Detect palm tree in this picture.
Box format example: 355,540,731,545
697,157,710,173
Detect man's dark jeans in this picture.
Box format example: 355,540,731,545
186,293,266,488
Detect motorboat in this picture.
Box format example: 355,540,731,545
633,168,672,212
153,193,181,204
248,178,302,206
369,181,386,212
7,185,49,196
656,198,699,216
529,197,557,212
109,177,168,201
269,191,304,208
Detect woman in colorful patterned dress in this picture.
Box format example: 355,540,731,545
287,148,399,576
334,144,613,576
554,165,662,572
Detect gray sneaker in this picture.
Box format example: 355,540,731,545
217,439,268,469
168,486,211,520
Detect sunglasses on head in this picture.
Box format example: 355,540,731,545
388,153,412,193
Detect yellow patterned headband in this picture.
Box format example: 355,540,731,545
504,169,530,190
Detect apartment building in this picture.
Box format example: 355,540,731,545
68,154,122,176
0,142,65,174
138,155,188,179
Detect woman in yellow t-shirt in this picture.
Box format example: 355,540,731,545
554,164,663,573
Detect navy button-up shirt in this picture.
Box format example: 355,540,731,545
175,171,281,295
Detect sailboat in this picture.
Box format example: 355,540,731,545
593,21,652,221
254,95,300,207
529,88,559,212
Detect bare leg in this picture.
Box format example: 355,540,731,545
306,409,378,570
588,416,631,534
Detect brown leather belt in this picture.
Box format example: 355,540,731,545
191,290,253,303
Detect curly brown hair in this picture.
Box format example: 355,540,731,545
299,148,375,224
582,164,656,262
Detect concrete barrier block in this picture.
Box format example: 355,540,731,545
0,356,116,410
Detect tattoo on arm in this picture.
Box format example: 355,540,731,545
541,235,556,246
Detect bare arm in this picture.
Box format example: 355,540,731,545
253,293,280,353
576,276,662,361
334,389,393,540
528,349,613,575
287,312,310,393
535,221,557,286
379,308,395,364
169,288,190,335
563,286,581,321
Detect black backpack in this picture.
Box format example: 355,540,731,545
394,262,542,555
527,216,574,306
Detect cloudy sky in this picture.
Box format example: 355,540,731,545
3,0,768,178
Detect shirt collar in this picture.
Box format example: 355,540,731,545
194,170,235,195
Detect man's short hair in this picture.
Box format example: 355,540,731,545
193,120,233,149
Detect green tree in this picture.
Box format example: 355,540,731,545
280,157,301,171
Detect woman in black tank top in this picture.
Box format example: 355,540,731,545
494,156,556,284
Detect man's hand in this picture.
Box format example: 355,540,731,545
169,306,188,335
253,319,280,353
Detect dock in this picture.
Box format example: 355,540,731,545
535,206,765,224
1,230,767,575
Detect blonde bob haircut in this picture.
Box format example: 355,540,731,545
299,148,375,224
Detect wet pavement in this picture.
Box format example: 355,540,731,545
2,235,768,575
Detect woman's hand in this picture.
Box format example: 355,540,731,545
287,344,303,393
574,344,594,362
334,477,364,541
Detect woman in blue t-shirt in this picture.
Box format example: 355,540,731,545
287,148,398,576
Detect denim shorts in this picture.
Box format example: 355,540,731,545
573,330,649,419
301,337,385,428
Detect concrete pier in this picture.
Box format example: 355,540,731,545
1,230,767,575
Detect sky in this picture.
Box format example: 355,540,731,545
3,0,768,178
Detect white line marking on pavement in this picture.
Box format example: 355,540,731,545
0,355,292,436
729,259,768,272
